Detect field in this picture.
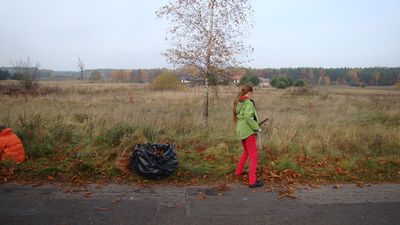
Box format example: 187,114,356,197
1,81,399,187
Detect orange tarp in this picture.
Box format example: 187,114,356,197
0,128,25,163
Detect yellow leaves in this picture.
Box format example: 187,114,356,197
278,191,297,199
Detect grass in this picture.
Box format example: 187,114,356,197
0,81,399,186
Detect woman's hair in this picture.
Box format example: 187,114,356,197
232,84,253,123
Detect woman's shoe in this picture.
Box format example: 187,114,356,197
248,180,264,188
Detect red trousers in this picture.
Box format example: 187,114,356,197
235,134,258,185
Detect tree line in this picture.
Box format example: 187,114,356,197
1,67,399,86
244,67,400,86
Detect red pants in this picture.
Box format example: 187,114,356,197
235,134,258,185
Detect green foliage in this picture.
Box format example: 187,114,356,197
209,74,229,85
240,75,260,86
276,81,287,89
96,123,137,146
16,114,52,157
245,67,400,86
274,158,304,174
271,77,292,89
16,114,79,158
151,71,182,90
0,69,11,80
294,79,306,87
286,77,294,86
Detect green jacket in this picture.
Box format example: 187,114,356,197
236,99,260,140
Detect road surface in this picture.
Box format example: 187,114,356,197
1,183,399,225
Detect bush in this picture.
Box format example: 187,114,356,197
294,80,306,87
276,81,287,89
0,69,11,80
89,70,102,82
271,77,293,89
240,75,260,86
151,71,182,90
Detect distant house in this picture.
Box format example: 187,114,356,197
232,74,243,84
259,78,270,87
181,76,204,86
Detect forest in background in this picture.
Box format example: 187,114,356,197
1,66,399,86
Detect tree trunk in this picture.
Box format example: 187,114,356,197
202,74,209,130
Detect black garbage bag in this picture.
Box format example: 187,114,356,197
129,143,178,179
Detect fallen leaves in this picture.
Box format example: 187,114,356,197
216,182,229,192
111,198,121,204
278,191,297,199
196,192,206,200
95,207,111,211
310,184,321,189
82,191,94,198
356,181,364,188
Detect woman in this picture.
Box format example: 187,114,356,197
233,85,263,188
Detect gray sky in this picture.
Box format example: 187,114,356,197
0,0,399,71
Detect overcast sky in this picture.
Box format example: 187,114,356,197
0,0,399,71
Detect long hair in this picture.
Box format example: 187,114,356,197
232,84,253,123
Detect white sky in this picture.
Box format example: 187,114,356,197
0,0,399,70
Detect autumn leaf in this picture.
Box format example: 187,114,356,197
216,182,229,192
310,184,321,189
95,207,111,211
111,198,121,204
197,192,206,200
278,191,297,199
83,192,94,198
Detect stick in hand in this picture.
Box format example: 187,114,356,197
258,118,269,126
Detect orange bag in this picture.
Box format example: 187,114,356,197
0,128,25,163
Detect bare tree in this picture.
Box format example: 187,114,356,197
157,0,253,129
77,55,85,80
12,57,40,92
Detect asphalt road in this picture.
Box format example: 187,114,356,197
0,183,399,225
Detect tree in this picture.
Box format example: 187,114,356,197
240,75,260,86
0,69,11,80
157,0,253,129
111,69,129,82
294,79,306,87
12,57,40,92
89,70,102,82
77,55,85,80
151,70,182,90
138,69,149,83
271,77,292,89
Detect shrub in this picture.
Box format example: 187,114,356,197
294,80,306,87
276,81,287,89
0,69,11,80
151,71,182,90
89,70,102,82
271,77,294,89
239,75,260,86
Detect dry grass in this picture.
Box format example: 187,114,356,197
1,80,399,185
